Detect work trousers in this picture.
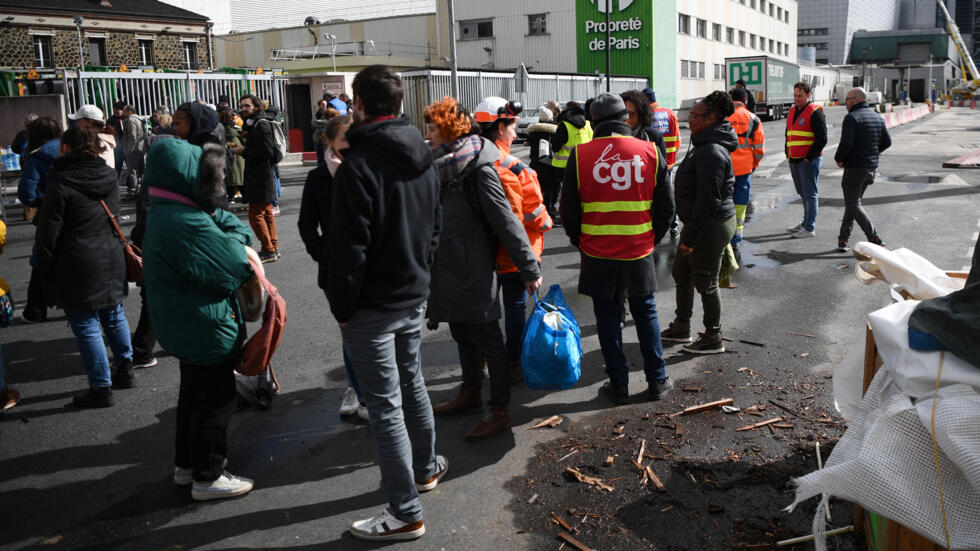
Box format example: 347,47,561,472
672,216,736,335
592,294,666,388
449,320,510,407
838,168,879,243
731,174,751,247
131,285,156,365
247,203,279,253
341,305,438,524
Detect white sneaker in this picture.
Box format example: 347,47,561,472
133,357,158,369
786,222,804,232
356,403,370,421
791,228,816,239
191,471,253,501
339,387,359,416
175,458,228,485
349,508,425,541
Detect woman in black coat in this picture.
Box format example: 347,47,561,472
661,91,737,355
230,94,279,262
35,127,135,408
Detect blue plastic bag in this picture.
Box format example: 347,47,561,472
521,284,582,390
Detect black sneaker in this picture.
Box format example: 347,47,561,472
113,359,136,389
646,377,674,401
73,387,115,408
600,382,629,406
682,333,725,354
660,321,692,343
259,251,277,263
870,236,886,247
837,240,849,252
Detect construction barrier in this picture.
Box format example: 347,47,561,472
883,105,932,129
945,99,976,109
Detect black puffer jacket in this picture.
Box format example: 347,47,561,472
327,116,443,323
835,102,891,169
35,155,127,310
674,121,737,248
298,165,334,290
241,112,277,204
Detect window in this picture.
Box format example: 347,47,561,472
798,28,829,36
528,13,547,35
138,40,154,66
696,18,707,38
751,0,756,9
726,27,735,44
769,38,775,53
739,30,746,46
785,10,790,22
698,62,705,79
681,60,689,78
32,35,53,68
769,4,774,16
777,7,783,20
714,63,725,81
678,14,690,35
712,23,721,41
88,37,107,66
182,41,197,69
749,33,756,49
680,60,705,80
760,0,766,12
460,20,493,40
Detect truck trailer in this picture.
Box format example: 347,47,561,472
725,56,800,120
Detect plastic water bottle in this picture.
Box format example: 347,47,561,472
12,151,20,171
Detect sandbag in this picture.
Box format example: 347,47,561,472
521,284,582,391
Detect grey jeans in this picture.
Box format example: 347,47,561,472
341,305,437,524
838,167,879,243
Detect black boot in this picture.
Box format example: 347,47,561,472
73,387,115,408
113,359,136,389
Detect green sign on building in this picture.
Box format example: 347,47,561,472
575,0,677,108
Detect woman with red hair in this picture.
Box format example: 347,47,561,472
423,97,542,441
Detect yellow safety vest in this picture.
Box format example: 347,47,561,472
553,120,594,169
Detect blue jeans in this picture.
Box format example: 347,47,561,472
731,174,751,247
789,156,821,231
498,272,526,364
64,303,133,388
592,295,666,388
273,166,282,207
340,304,437,524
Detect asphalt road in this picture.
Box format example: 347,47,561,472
1,106,978,550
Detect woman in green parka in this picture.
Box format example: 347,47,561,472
141,129,256,502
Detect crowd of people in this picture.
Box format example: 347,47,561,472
1,62,895,542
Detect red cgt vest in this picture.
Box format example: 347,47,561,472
575,136,660,260
786,103,822,159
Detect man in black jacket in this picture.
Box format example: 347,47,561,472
834,87,890,251
561,93,675,405
326,65,445,543
231,95,279,262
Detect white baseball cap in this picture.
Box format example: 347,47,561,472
68,105,105,122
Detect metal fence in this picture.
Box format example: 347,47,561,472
401,69,649,129
62,71,287,118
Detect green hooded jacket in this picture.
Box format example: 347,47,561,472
142,139,254,366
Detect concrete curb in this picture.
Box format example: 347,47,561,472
942,149,980,168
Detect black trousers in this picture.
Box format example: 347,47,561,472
449,321,510,407
838,168,879,243
24,266,47,320
131,285,156,363
175,357,237,482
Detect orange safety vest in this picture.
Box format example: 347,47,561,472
786,103,822,159
493,143,553,274
650,102,681,168
727,101,765,176
575,136,660,260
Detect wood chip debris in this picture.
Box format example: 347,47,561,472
743,405,765,416
530,415,563,429
772,423,796,429
551,511,573,531
564,467,615,492
671,398,735,417
683,386,701,392
768,399,801,417
739,339,766,347
613,425,625,435
735,417,785,432
527,493,538,504
558,449,579,462
604,456,614,467
788,331,816,338
636,439,646,465
645,465,666,492
557,531,594,551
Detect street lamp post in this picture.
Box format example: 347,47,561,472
446,0,459,99
73,16,87,103
323,33,337,72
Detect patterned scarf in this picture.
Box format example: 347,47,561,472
432,135,482,184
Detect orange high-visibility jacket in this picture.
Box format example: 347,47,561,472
727,101,765,176
494,142,553,274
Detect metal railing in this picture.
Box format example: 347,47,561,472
62,70,287,117
400,69,649,130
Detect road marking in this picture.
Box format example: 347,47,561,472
969,246,976,258
972,232,979,241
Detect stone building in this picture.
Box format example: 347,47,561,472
0,0,214,71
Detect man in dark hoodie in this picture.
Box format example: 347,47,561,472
550,101,593,218
326,65,446,543
230,94,279,262
560,93,675,406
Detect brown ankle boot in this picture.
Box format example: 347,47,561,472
464,405,510,440
432,385,482,416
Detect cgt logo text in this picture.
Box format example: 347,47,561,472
592,143,646,190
